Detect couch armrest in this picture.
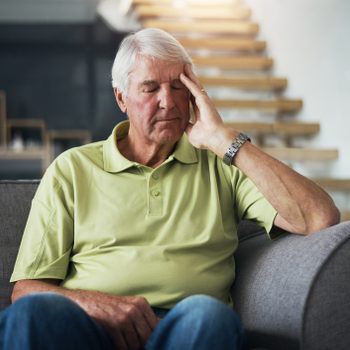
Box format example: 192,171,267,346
232,221,350,350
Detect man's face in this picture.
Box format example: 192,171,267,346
116,56,191,145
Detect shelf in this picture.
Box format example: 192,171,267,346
0,148,47,160
46,129,92,164
47,129,91,142
6,118,47,153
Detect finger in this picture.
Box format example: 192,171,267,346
126,298,158,345
186,122,194,135
131,297,159,330
142,307,159,330
190,94,199,115
129,307,154,343
123,324,143,350
184,64,202,87
108,326,129,350
180,73,204,99
130,315,153,347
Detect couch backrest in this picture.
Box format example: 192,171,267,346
0,180,39,311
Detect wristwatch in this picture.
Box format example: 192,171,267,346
223,132,250,166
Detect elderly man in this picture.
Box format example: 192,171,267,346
0,28,339,350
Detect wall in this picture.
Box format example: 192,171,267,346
246,0,350,178
0,0,97,23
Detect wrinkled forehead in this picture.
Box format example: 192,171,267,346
128,55,185,84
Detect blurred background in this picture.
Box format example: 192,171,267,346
0,0,349,219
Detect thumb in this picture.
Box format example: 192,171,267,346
185,122,193,136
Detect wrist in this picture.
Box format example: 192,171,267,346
207,126,239,158
223,132,251,166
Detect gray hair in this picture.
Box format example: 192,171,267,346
111,28,193,94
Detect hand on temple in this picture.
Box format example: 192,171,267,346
180,64,238,156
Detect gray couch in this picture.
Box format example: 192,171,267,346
1,180,350,349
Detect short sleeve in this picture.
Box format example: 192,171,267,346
232,167,278,239
10,157,74,282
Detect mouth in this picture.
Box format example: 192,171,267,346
156,117,180,123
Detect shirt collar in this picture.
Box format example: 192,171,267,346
103,120,198,173
172,133,198,165
103,121,135,173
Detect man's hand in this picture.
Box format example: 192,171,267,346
74,291,158,350
12,279,158,350
180,64,236,155
179,64,339,235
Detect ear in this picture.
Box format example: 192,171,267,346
114,88,127,113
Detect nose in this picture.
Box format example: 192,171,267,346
159,87,175,110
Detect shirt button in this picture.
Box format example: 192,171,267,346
152,173,159,180
152,190,161,197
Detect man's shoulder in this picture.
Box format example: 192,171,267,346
46,140,105,179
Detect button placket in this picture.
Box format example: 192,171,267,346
148,171,163,216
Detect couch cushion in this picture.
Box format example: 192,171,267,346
0,180,39,311
237,220,268,241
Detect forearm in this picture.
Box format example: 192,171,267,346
11,279,97,311
210,127,340,234
180,67,340,234
12,279,132,319
11,278,158,350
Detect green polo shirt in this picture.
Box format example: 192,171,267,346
11,121,277,308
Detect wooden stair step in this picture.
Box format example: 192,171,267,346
135,4,251,20
193,56,273,70
213,99,302,112
225,121,320,136
178,37,266,52
200,76,287,90
142,20,259,35
262,147,338,161
133,0,241,6
313,178,350,191
340,211,350,222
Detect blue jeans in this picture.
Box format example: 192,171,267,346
0,293,246,349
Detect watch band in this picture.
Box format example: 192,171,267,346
223,132,250,166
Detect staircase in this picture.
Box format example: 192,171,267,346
131,0,350,221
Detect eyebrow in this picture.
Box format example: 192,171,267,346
139,80,158,88
139,78,183,87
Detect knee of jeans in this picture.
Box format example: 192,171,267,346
12,293,80,320
175,294,242,331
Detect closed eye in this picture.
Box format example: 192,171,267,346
171,80,186,90
144,86,159,93
141,80,159,93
